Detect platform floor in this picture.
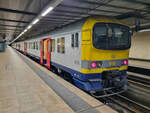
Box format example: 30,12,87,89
0,47,74,113
0,47,117,113
129,60,150,69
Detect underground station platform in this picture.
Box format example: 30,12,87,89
1,0,150,113
0,47,116,113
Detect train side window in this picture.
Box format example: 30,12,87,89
57,37,65,54
32,42,33,49
57,38,60,53
40,41,43,50
71,34,74,47
33,42,35,49
36,42,38,50
28,43,29,49
51,39,55,52
61,37,65,53
31,42,32,49
30,42,31,49
34,42,35,49
35,42,36,50
33,42,34,49
34,42,36,49
75,33,79,47
38,41,40,50
27,43,28,49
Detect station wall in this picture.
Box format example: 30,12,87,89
129,31,150,60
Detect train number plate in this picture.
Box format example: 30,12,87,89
109,61,116,67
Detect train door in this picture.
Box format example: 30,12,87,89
40,39,44,64
24,42,27,55
46,38,51,69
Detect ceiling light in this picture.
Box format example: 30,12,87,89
32,18,39,24
138,29,150,32
24,29,27,32
19,33,22,36
41,6,53,16
27,25,32,29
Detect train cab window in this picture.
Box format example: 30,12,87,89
93,23,131,50
51,39,55,52
75,33,79,47
71,34,74,47
57,37,65,53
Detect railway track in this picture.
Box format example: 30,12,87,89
109,94,150,113
127,74,150,86
109,73,150,113
128,79,150,90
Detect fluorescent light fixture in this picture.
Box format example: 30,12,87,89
138,29,150,32
21,31,24,34
19,33,22,36
24,29,27,32
32,18,39,24
27,25,32,29
41,6,53,16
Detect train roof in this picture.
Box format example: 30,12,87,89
20,16,129,41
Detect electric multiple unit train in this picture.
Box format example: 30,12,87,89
12,17,132,96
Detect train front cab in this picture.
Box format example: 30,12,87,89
73,17,132,95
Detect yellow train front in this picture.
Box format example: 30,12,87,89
74,17,132,95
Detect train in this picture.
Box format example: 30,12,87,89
12,16,132,96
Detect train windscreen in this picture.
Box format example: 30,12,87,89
93,23,131,50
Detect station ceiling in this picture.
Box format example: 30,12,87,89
0,0,150,42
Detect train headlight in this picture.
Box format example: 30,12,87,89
122,60,128,65
91,62,97,68
90,61,102,68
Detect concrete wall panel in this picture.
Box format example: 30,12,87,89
129,31,150,60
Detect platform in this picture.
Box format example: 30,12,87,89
0,47,116,113
128,60,150,69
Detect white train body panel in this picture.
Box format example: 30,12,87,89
15,20,85,72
